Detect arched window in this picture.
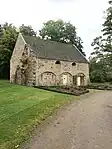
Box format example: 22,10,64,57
55,60,61,64
72,62,76,66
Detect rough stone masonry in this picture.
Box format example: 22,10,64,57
10,33,89,86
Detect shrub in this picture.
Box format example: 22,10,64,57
35,86,89,96
88,83,112,90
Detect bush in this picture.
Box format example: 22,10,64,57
35,86,89,96
88,83,112,90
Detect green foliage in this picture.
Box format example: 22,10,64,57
0,23,18,79
0,23,18,50
90,1,112,83
88,82,112,90
0,80,75,149
102,1,112,37
37,86,89,96
91,36,105,54
19,24,37,36
0,25,3,38
0,47,11,78
102,0,112,52
0,23,37,79
89,57,107,83
89,54,112,83
39,20,85,56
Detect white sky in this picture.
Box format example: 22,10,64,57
0,0,109,57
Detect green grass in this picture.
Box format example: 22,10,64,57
0,80,76,149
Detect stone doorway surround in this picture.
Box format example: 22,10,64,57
76,73,85,86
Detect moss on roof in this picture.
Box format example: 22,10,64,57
23,35,88,63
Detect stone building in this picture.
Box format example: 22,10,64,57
10,33,89,86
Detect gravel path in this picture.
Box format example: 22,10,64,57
24,91,112,149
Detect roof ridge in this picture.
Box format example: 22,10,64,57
23,34,73,47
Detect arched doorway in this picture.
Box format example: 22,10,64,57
76,73,85,86
60,72,73,86
39,72,56,86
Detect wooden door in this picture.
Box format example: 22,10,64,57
63,75,67,85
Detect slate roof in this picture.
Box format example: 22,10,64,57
23,35,88,63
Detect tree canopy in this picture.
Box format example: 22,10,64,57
39,20,85,56
0,23,18,78
19,24,37,36
0,23,36,79
90,0,112,83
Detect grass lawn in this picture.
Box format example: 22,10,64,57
0,80,76,149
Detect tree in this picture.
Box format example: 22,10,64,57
0,47,12,78
0,23,37,79
0,23,18,79
19,24,37,36
0,23,18,50
102,0,112,52
75,37,85,56
89,55,111,82
91,0,112,54
90,0,112,83
0,25,3,38
102,1,112,36
39,20,85,56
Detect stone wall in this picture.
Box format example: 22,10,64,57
10,33,26,83
10,34,89,86
36,58,89,86
25,48,37,86
10,34,37,86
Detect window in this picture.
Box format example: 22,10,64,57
22,52,25,56
72,62,76,66
55,60,61,64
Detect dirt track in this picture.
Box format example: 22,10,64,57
24,91,112,149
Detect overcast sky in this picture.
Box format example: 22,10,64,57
0,0,109,57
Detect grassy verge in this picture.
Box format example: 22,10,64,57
0,80,77,149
